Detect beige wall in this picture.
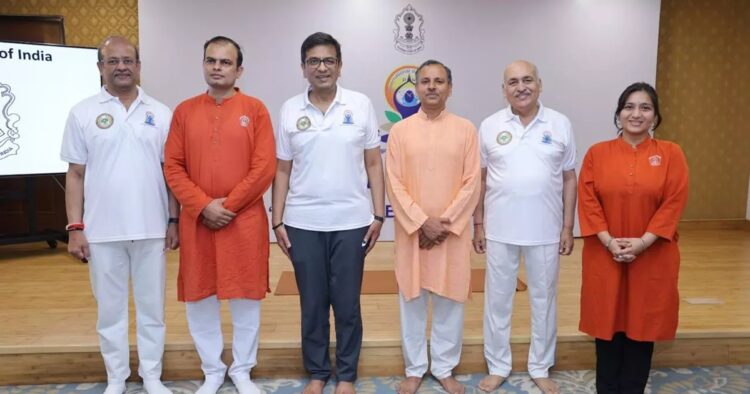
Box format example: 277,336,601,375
2,0,748,221
656,0,750,220
0,0,138,47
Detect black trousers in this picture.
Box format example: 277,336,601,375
286,225,369,382
595,332,654,394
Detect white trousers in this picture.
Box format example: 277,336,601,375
88,239,167,384
185,295,261,383
399,289,464,379
484,240,560,378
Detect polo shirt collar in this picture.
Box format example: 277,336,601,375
301,84,344,110
503,101,547,124
98,85,149,105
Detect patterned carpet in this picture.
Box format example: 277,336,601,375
2,365,749,393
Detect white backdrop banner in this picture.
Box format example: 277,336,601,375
139,0,661,240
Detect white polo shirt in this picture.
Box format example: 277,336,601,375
60,86,172,243
479,102,576,245
276,85,380,231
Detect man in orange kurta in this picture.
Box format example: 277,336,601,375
164,37,275,394
386,60,480,394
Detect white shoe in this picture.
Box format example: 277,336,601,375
195,376,225,394
231,376,261,394
143,379,173,394
103,382,126,394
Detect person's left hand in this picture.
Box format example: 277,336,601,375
419,229,438,250
617,237,647,257
165,222,179,250
559,229,574,255
201,216,225,230
362,220,383,255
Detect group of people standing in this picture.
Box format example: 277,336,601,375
62,32,688,394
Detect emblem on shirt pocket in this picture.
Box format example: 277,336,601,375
144,112,155,126
649,155,662,166
296,116,311,131
497,130,512,145
541,130,552,144
240,115,250,127
343,110,354,125
96,113,114,129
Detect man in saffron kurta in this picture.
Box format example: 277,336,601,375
164,37,275,394
386,60,480,394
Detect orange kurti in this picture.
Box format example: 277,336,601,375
578,137,688,341
385,110,481,303
164,91,276,302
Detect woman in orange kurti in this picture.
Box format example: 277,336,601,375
578,82,689,394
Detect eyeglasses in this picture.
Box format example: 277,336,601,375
102,58,137,66
305,57,338,68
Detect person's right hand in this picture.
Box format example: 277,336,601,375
419,229,437,249
472,224,486,254
67,231,90,262
607,238,635,263
274,225,292,260
421,217,451,243
200,198,236,228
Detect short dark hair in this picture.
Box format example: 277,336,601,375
203,36,243,67
300,32,341,64
614,82,662,131
97,36,140,62
416,59,452,84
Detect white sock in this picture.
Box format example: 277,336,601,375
143,379,173,394
195,376,225,394
231,376,261,394
103,382,126,394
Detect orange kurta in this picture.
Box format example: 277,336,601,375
385,110,481,303
164,91,276,302
578,137,688,341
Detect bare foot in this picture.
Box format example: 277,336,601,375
478,374,506,392
532,377,560,394
438,376,465,394
303,379,326,394
335,381,356,394
397,376,422,394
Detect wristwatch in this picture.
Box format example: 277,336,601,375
373,215,385,223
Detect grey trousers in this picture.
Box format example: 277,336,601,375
286,225,369,382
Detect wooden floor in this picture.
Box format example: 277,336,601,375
1,224,749,384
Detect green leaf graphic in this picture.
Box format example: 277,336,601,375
385,110,402,123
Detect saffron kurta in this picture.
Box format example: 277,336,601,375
578,137,689,341
164,91,276,302
386,110,481,303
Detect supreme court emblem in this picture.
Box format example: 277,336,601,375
296,115,311,131
497,131,512,145
240,115,250,127
96,113,114,129
649,155,662,166
394,5,425,55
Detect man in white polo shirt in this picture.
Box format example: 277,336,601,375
61,36,178,394
473,60,577,394
271,32,385,394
